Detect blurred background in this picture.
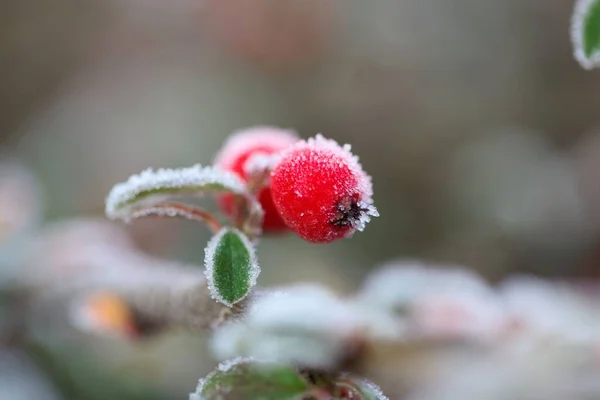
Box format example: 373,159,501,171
2,0,600,398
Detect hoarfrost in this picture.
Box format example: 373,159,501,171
272,134,379,237
358,261,508,342
210,284,367,369
499,275,600,343
359,260,492,311
105,164,246,221
338,374,390,400
210,321,251,360
204,227,260,307
216,356,258,372
247,283,359,335
302,134,374,203
353,201,379,232
214,126,298,170
190,357,265,400
243,152,278,178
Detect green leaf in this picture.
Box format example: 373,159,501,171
582,0,600,57
204,228,260,306
105,165,246,222
572,0,600,69
193,358,310,400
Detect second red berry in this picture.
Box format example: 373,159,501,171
214,126,299,232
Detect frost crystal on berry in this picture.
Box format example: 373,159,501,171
270,134,378,243
214,126,299,171
243,152,278,180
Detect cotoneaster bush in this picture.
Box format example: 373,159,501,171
103,127,386,399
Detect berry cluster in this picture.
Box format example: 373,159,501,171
215,127,379,243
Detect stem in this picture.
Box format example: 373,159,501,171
246,170,270,194
130,202,222,233
231,194,264,241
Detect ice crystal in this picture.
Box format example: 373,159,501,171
213,126,298,171
300,134,374,204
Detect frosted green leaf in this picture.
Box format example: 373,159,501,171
334,374,389,400
204,228,260,307
105,164,246,222
572,0,600,69
192,358,309,400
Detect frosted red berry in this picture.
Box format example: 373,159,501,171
270,134,379,243
214,126,299,231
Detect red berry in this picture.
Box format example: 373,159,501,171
270,134,378,243
214,126,299,231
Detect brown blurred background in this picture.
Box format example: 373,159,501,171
3,0,600,397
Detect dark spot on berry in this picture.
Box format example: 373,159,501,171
331,197,369,228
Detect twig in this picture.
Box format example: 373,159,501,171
129,202,222,234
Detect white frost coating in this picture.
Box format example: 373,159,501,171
303,134,375,203
411,289,507,343
130,206,181,219
214,126,299,170
338,374,390,400
211,322,353,369
210,284,372,368
210,321,250,360
204,227,260,307
354,201,380,232
346,299,407,340
359,260,492,311
571,0,600,69
190,357,262,399
272,133,379,235
355,378,389,400
358,261,508,342
243,152,278,178
499,276,600,342
247,283,360,336
105,164,246,221
68,293,101,334
127,205,208,223
217,356,258,372
240,332,347,369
